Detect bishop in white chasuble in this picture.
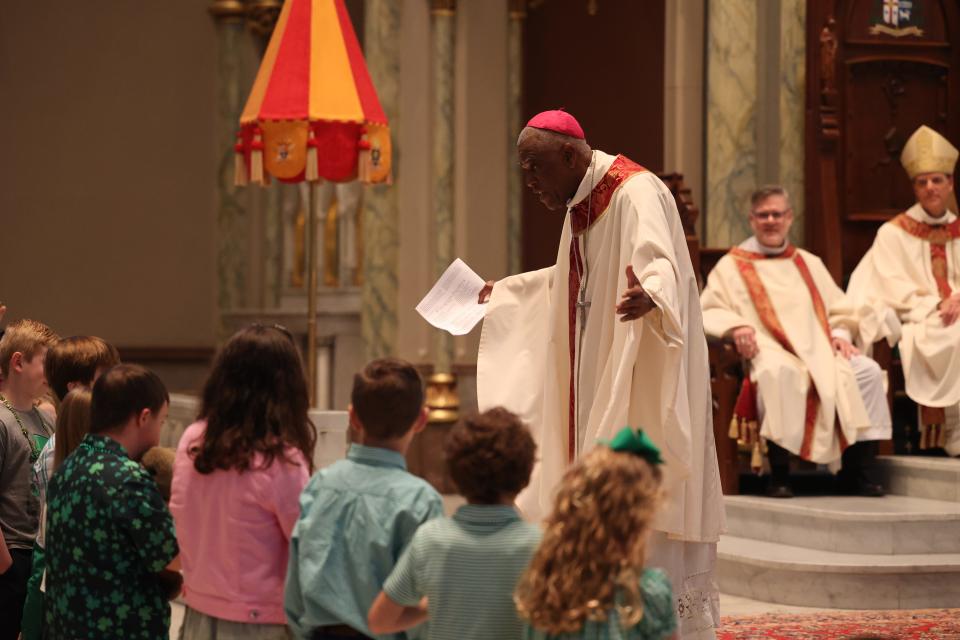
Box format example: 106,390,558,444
848,125,960,454
477,111,724,639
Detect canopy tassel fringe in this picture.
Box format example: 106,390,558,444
306,127,319,182
920,405,948,449
357,127,372,183
729,375,765,473
233,132,248,187
250,126,266,185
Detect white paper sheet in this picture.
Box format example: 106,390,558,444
416,258,487,335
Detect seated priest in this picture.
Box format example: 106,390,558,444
701,186,891,498
848,125,960,456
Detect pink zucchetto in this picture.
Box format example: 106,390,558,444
525,110,585,140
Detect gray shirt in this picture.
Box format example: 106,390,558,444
0,402,53,550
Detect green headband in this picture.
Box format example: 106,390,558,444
600,426,664,465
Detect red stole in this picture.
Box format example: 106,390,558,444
729,245,848,461
565,155,647,462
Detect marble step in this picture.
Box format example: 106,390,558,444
877,455,960,502
724,494,960,554
718,535,960,609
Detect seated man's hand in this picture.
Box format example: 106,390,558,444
617,265,655,322
939,294,960,327
730,326,758,359
831,336,860,359
478,280,495,304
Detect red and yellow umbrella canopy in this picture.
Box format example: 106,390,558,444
235,0,391,186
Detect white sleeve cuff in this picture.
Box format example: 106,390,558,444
830,327,852,342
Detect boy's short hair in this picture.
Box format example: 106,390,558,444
351,358,424,440
90,364,169,434
0,319,59,378
45,336,120,401
445,407,536,504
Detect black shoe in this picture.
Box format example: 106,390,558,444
857,481,885,497
836,473,885,497
765,482,794,498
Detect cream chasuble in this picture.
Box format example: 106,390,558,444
477,151,724,545
848,203,960,445
701,243,884,464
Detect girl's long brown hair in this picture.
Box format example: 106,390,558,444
53,389,92,472
192,325,316,474
514,447,663,634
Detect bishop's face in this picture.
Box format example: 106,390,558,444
517,136,578,212
749,194,794,248
913,172,954,218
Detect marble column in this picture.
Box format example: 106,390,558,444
248,0,285,308
432,0,456,374
506,0,525,274
361,0,401,360
705,0,757,247
210,0,249,321
779,0,806,245
705,0,807,247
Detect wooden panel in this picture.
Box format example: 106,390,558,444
844,0,948,45
805,0,960,281
843,60,949,221
521,0,665,271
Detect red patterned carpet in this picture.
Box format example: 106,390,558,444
718,609,960,639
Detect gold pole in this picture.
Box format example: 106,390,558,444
306,181,319,406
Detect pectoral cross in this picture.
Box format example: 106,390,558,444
576,289,591,326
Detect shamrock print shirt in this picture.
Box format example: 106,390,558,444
45,433,179,639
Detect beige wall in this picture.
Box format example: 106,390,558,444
0,2,219,348
0,0,702,376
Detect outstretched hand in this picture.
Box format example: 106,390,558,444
478,280,495,304
616,265,655,322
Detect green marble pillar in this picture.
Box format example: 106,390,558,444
705,0,757,248
779,0,806,245
706,0,807,247
210,1,249,320
361,0,401,361
506,1,525,275
432,0,456,374
251,14,286,310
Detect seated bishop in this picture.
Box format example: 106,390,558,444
701,185,891,498
848,125,960,456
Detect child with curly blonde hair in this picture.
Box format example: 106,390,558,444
515,427,677,640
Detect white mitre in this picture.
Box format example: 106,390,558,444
901,125,959,178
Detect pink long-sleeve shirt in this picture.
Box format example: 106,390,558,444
169,421,310,624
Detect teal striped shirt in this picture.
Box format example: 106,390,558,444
383,504,542,640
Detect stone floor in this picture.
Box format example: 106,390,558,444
169,594,851,638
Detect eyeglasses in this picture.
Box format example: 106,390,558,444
750,209,791,221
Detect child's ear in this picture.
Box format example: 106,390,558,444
411,406,429,434
138,407,153,428
347,405,363,435
9,352,23,372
